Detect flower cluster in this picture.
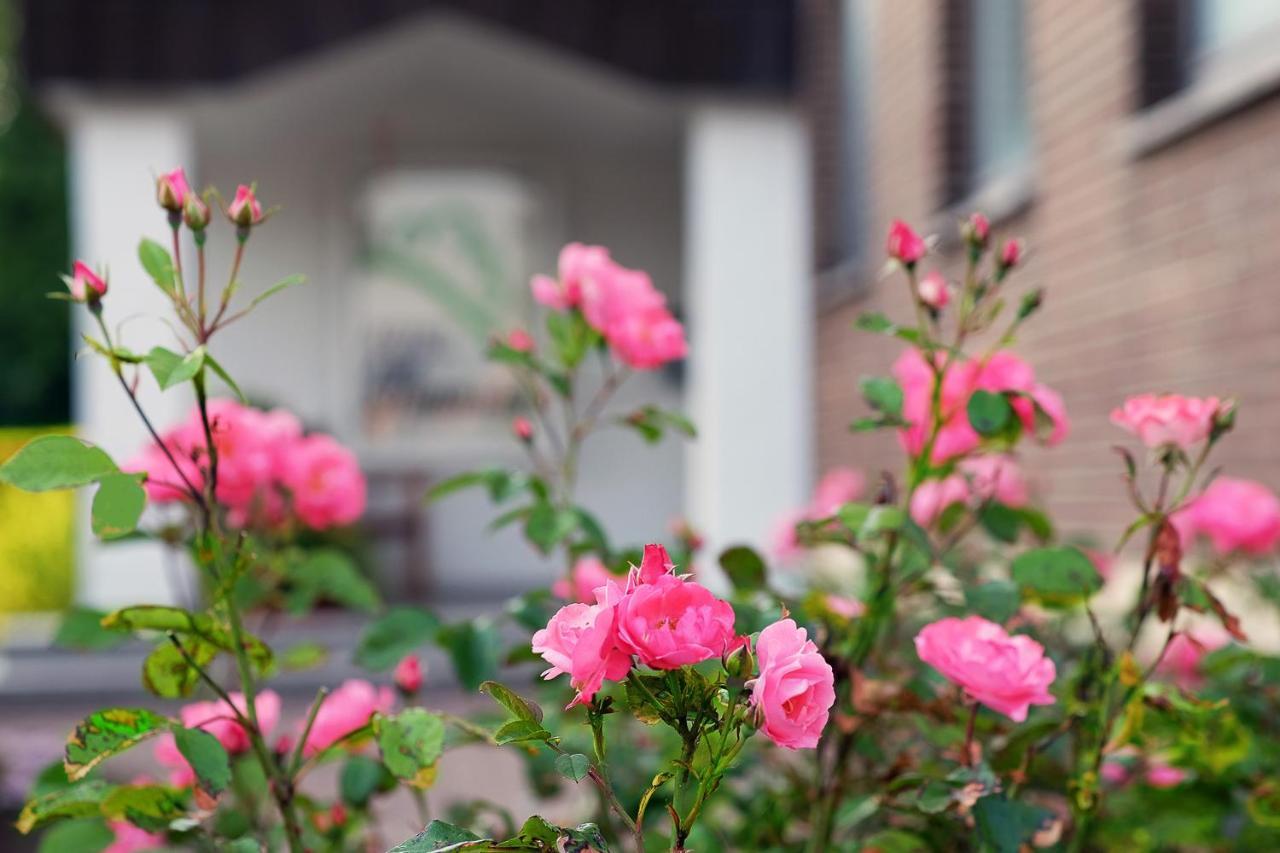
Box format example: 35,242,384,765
1110,393,1222,451
531,243,687,370
125,399,366,531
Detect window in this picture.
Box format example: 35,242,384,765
942,0,1032,206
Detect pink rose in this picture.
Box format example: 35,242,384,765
154,690,281,786
909,475,970,527
552,555,616,603
532,590,632,709
67,260,108,301
917,271,950,310
298,679,393,755
394,654,425,695
748,618,835,749
959,454,1029,507
886,219,926,265
281,434,367,530
808,467,865,517
631,542,676,587
615,573,737,669
124,441,202,503
914,616,1056,722
1110,393,1220,450
105,820,166,853
227,184,264,227
965,212,990,247
156,167,191,212
1144,762,1188,788
1000,239,1022,268
1173,477,1280,556
506,328,536,352
1156,629,1228,690
530,242,612,311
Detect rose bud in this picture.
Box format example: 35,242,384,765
916,271,950,310
963,212,990,248
393,654,424,696
512,416,534,442
507,328,535,353
885,219,926,266
226,184,264,228
1210,398,1237,443
65,260,108,302
999,238,1022,269
156,167,191,212
183,192,211,232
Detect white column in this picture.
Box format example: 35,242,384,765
684,102,814,563
63,102,196,608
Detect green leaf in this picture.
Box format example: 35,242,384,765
1011,545,1102,608
280,642,329,671
973,794,1050,853
437,620,501,691
145,345,205,390
859,376,904,418
339,755,386,808
100,783,186,832
860,505,906,536
855,830,926,852
555,824,608,852
621,405,698,445
494,719,552,745
0,435,117,492
426,468,516,504
90,472,147,540
853,312,921,344
965,580,1021,624
16,781,113,834
353,607,439,671
36,817,113,853
572,506,610,555
54,608,127,652
174,726,231,797
388,820,486,852
249,273,307,310
204,352,247,403
718,545,767,592
375,709,446,788
138,238,175,293
967,390,1013,437
284,548,381,614
555,753,591,783
913,780,954,814
141,636,218,698
524,503,579,555
501,815,563,848
64,708,172,781
546,310,594,368
103,606,272,673
479,681,544,725
979,502,1022,544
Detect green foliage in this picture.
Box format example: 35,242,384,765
1010,545,1101,607
621,405,697,444
0,434,116,491
283,547,381,614
0,427,75,611
966,390,1012,437
89,472,147,539
375,709,447,788
16,780,112,834
555,753,590,783
64,707,171,781
174,726,232,797
137,238,175,294
437,619,502,690
719,544,768,592
354,606,439,670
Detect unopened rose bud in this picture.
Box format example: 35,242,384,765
507,328,535,353
226,183,264,228
183,192,211,232
156,167,191,213
916,271,950,310
999,238,1022,269
1210,399,1237,443
65,260,107,302
962,212,990,248
512,416,534,442
330,803,348,827
394,653,424,696
722,637,754,680
885,219,926,266
1017,288,1044,321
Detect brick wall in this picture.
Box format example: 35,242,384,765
813,1,1280,543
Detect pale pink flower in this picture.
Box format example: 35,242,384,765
552,555,616,603
909,475,970,527
67,260,108,301
280,434,367,530
917,271,950,310
1110,393,1220,450
105,820,166,853
1145,762,1188,788
914,616,1056,722
959,454,1029,507
394,654,425,695
748,618,835,749
529,242,612,311
615,574,737,669
1156,629,1228,690
156,167,191,211
154,690,281,786
886,219,926,265
227,184,263,226
299,679,393,755
532,590,632,709
1173,476,1280,556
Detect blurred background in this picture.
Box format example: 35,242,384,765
3,0,1280,840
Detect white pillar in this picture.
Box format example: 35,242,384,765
684,102,814,563
62,102,196,608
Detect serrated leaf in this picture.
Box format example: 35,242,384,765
1010,546,1102,608
979,502,1022,544
204,353,247,403
555,753,591,783
284,548,381,614
375,709,446,788
0,435,118,492
967,390,1013,437
100,784,186,832
90,473,147,540
64,708,172,781
145,345,205,390
35,817,113,853
718,545,767,592
965,580,1021,624
437,620,501,691
54,607,127,652
479,681,544,725
859,376,904,418
248,273,306,310
339,755,385,808
138,238,175,293
388,820,487,852
16,781,113,834
174,726,231,797
493,719,552,745
524,503,579,554
142,637,218,698
353,607,439,671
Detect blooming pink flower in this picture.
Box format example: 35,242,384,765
915,616,1056,722
105,820,166,853
552,555,616,603
909,475,970,527
886,219,926,265
917,271,950,310
154,690,281,786
1110,393,1220,450
156,167,191,211
959,454,1029,507
1156,629,1228,690
809,468,865,517
530,242,612,311
512,416,534,442
1144,762,1188,788
506,328,535,352
280,434,367,530
67,260,108,301
614,573,737,669
1173,476,1280,556
748,618,835,749
532,591,632,708
298,679,393,755
394,654,425,695
1000,239,1022,268
227,184,264,227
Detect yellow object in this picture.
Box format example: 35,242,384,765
0,426,75,612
